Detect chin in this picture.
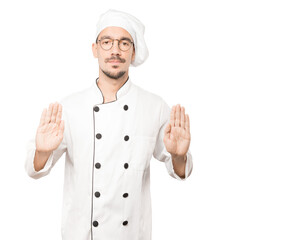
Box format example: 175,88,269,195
111,65,120,69
101,68,126,80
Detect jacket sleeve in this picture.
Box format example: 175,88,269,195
153,99,193,181
24,101,68,180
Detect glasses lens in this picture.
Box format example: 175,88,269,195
119,40,131,51
100,38,113,50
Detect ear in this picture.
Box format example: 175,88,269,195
92,43,98,58
131,46,135,62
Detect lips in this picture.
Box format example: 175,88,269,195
109,60,121,63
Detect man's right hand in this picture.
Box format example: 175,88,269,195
35,102,65,154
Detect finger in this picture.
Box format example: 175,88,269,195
39,108,47,127
185,114,190,133
175,104,181,127
170,105,175,127
56,103,62,125
45,103,53,124
181,106,185,129
51,102,58,123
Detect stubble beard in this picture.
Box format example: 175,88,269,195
101,67,126,80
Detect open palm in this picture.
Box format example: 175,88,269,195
163,104,191,157
36,102,65,153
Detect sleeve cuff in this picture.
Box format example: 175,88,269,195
166,149,193,181
25,144,54,179
32,150,54,174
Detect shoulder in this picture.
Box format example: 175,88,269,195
132,83,167,107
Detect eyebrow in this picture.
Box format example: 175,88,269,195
99,35,132,42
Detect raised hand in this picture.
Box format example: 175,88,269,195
35,102,65,153
163,104,191,157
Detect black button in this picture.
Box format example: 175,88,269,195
96,133,102,139
124,135,129,141
124,163,129,169
123,193,128,198
95,163,101,169
123,105,128,111
93,221,99,227
95,191,100,197
94,106,100,112
123,220,128,226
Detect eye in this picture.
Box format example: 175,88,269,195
101,39,112,45
121,40,130,46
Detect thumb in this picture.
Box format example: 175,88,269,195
57,120,64,138
164,122,171,137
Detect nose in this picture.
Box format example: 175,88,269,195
110,39,121,55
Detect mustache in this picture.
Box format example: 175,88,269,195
105,56,126,63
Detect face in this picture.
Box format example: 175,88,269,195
92,26,135,80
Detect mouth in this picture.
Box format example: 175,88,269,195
108,60,122,63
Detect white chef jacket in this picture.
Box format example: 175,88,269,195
25,77,193,240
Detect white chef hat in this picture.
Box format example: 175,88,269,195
95,9,149,67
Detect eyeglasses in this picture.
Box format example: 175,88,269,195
98,38,134,51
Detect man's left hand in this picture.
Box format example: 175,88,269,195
163,104,191,158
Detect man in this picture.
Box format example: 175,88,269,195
25,9,193,240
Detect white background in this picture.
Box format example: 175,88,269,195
0,0,283,239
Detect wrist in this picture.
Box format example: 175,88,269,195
35,149,52,156
171,153,186,162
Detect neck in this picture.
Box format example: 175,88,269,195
97,69,129,103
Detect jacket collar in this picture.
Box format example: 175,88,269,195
93,76,132,104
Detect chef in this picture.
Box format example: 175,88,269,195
25,9,193,240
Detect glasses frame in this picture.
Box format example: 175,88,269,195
97,38,134,52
